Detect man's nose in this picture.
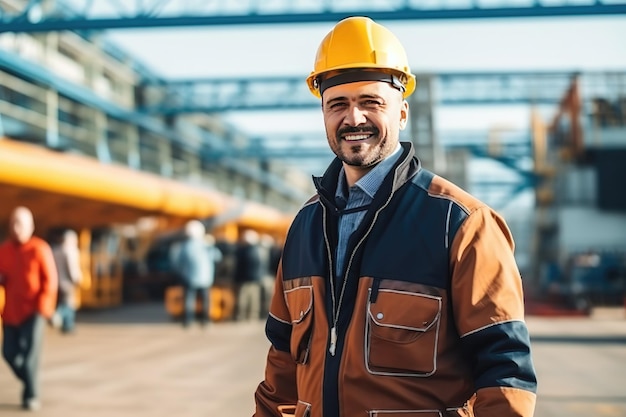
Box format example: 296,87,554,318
344,106,367,126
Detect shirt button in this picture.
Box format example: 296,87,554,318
376,312,384,320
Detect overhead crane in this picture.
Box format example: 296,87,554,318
1,0,625,32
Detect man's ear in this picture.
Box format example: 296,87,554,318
399,100,409,130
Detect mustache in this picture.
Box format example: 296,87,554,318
337,126,379,138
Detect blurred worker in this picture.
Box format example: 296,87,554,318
234,229,263,321
170,220,222,328
258,234,278,318
51,228,83,334
253,16,537,417
0,206,58,411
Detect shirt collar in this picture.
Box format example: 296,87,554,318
336,143,402,201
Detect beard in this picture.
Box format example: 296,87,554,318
329,125,393,167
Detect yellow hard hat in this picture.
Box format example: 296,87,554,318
306,16,416,99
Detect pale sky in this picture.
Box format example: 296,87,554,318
109,16,626,77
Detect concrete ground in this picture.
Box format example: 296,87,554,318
0,304,624,417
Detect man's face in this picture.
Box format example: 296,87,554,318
9,207,34,244
322,80,408,168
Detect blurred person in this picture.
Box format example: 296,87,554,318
253,16,537,417
51,228,83,334
214,239,237,287
170,220,222,328
259,234,278,318
234,229,263,321
268,239,282,279
0,206,58,411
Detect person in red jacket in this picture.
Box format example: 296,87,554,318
0,206,58,411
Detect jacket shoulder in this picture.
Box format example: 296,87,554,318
411,169,487,215
30,236,54,253
301,194,320,209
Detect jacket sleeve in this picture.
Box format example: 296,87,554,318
450,206,537,417
254,263,298,417
38,241,59,318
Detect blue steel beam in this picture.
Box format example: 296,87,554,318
470,181,532,212
1,1,625,32
138,71,625,114
208,132,532,159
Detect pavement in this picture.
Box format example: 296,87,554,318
528,306,626,339
0,303,624,417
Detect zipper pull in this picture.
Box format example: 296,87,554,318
329,326,337,356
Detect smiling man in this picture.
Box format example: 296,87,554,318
253,16,537,417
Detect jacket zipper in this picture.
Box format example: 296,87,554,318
324,185,397,356
319,148,412,417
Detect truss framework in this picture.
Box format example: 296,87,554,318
1,0,625,32
138,71,626,114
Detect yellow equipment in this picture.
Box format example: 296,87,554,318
165,285,236,322
306,16,416,99
0,138,292,311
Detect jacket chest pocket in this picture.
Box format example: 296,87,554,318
366,289,442,376
285,285,314,364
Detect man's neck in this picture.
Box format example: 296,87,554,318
341,142,403,187
11,238,29,246
342,164,374,188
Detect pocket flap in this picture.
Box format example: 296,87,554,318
368,289,441,331
285,285,313,324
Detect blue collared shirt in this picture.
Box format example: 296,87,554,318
334,143,402,278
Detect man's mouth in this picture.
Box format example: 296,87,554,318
342,133,372,142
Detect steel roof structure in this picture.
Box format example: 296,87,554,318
1,0,625,32
1,0,625,210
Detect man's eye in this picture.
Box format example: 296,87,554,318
329,102,347,110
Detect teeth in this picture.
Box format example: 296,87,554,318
344,134,370,141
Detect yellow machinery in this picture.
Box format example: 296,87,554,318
0,138,293,315
164,285,236,322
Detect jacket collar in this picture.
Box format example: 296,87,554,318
313,141,420,212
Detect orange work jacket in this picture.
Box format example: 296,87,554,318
0,236,58,325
